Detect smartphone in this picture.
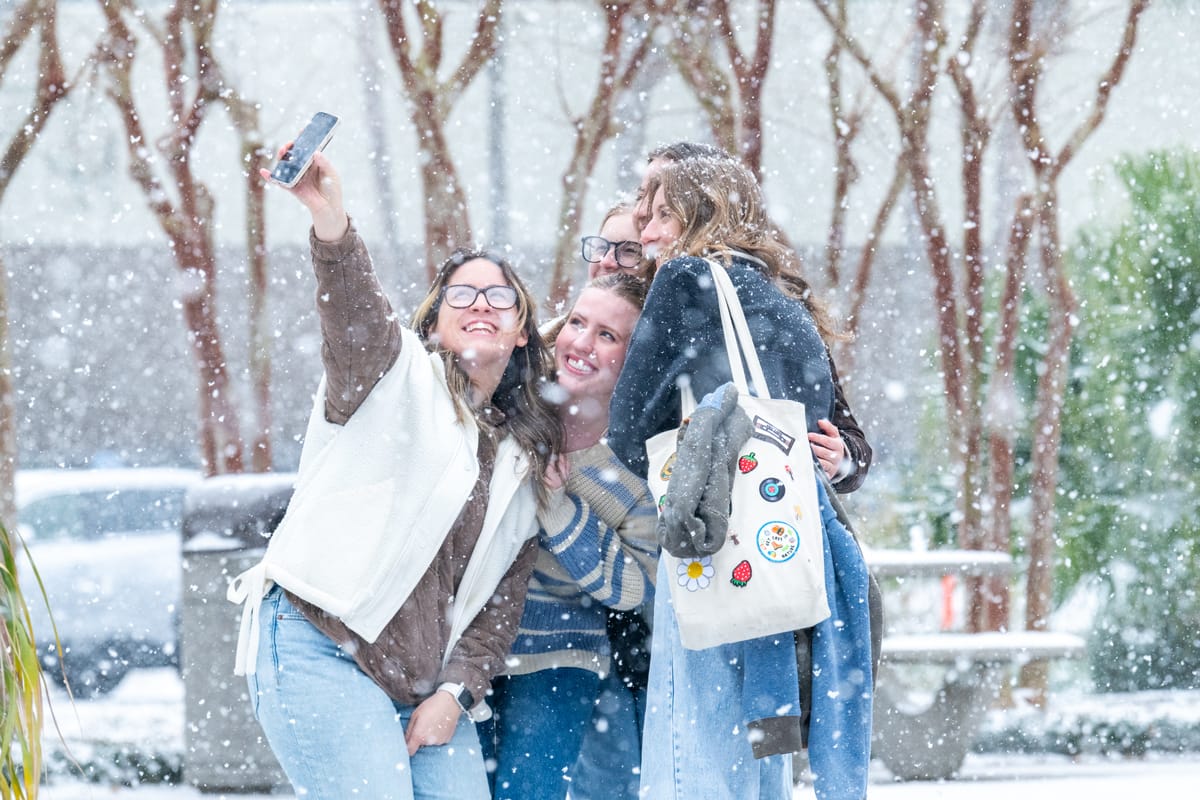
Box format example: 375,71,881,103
269,112,339,188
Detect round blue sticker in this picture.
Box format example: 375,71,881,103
759,477,785,502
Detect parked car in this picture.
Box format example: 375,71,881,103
15,467,202,695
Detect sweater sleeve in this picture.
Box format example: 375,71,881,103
309,223,403,425
438,537,539,707
828,355,873,494
535,443,659,611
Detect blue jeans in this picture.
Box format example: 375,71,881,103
570,669,646,800
639,560,793,799
247,586,490,800
479,668,601,800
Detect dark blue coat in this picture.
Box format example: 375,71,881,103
609,254,835,478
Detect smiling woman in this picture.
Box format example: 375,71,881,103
226,144,562,800
478,272,658,800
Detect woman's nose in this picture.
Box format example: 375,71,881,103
575,328,596,353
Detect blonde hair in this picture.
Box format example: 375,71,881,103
410,249,563,508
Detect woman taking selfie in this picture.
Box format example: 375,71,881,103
610,156,874,799
484,271,658,800
227,148,562,800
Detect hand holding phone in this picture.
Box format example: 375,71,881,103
269,112,339,188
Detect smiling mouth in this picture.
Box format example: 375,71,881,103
563,355,596,374
464,321,496,334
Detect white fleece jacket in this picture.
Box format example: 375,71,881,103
228,325,538,676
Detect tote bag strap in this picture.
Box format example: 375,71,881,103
706,259,772,400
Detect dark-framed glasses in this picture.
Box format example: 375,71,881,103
442,284,519,310
581,236,643,269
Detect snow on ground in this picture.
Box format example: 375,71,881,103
36,669,1200,799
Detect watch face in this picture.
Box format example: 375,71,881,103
455,686,473,710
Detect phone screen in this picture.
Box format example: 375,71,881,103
270,112,339,187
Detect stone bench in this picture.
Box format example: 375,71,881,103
866,549,1086,780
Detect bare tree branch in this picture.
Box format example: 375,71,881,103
1052,0,1150,179
545,0,659,310
378,0,504,276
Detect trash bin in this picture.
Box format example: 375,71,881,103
180,473,296,793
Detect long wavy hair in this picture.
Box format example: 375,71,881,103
646,156,844,343
411,249,563,508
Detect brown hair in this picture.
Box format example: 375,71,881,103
646,156,844,342
587,271,648,313
411,248,563,508
647,141,731,164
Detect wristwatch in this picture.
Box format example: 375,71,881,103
437,682,473,713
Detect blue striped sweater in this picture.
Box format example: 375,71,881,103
504,441,658,677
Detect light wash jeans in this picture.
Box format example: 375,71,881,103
639,559,793,799
247,586,490,800
479,668,601,800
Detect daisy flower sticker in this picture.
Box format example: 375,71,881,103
677,556,714,592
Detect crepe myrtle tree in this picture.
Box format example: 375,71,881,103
94,0,273,476
0,0,78,532
0,3,82,791
812,0,1149,697
544,0,662,311
377,0,504,281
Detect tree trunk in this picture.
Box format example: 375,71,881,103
544,1,656,310
0,0,74,530
244,137,272,472
98,0,247,476
414,100,473,280
377,0,504,282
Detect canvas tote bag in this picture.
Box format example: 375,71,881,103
645,261,831,650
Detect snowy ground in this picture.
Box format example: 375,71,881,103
36,669,1200,799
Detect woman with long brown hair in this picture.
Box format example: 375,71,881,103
610,155,875,799
228,148,562,800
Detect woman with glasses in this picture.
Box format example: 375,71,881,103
228,147,562,800
580,203,647,279
480,269,658,800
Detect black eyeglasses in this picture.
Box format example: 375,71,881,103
581,236,643,269
442,284,519,310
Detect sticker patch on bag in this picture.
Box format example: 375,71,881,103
661,452,677,481
752,416,796,455
757,521,800,563
677,556,714,592
738,452,759,473
730,559,753,587
658,494,667,511
759,477,785,502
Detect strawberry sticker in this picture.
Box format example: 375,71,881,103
730,559,753,587
738,452,758,474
